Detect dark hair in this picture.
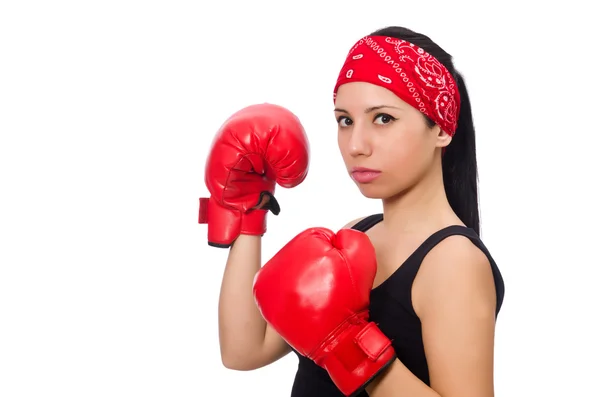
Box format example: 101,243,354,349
370,26,480,235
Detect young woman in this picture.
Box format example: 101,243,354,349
213,26,505,397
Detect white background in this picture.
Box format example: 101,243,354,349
1,0,599,396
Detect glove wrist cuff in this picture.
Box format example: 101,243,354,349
314,315,396,397
239,206,268,236
199,197,268,248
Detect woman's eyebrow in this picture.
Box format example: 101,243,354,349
333,105,403,114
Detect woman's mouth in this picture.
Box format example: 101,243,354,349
350,167,382,183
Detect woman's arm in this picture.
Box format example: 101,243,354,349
218,234,291,370
366,235,498,397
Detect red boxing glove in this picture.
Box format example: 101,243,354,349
253,228,396,396
198,103,310,248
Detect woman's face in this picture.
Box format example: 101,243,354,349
334,82,449,199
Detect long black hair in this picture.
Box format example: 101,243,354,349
370,26,480,235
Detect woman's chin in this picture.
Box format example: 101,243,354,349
355,183,391,200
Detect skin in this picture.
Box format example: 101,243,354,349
334,82,498,397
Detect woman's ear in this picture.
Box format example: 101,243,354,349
435,126,453,148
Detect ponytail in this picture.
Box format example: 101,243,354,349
442,72,480,235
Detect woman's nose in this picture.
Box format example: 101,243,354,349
348,125,372,157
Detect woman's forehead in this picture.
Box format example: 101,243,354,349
334,83,410,111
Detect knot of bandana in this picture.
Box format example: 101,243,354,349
333,36,461,136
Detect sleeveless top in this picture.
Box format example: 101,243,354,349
289,214,505,397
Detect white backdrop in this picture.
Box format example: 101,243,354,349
1,0,599,396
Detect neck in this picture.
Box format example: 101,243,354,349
380,163,461,234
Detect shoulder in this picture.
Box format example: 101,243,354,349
413,232,497,317
424,232,491,275
340,216,368,229
340,213,384,231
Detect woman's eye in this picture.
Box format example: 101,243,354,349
374,113,396,125
337,116,353,127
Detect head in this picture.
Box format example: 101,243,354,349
334,26,480,234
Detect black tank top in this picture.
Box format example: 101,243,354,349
289,214,505,397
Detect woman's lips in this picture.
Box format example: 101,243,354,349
350,167,381,183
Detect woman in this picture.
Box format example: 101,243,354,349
216,26,505,397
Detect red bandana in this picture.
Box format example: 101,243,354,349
333,36,460,136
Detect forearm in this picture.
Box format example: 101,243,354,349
218,235,267,361
366,359,441,397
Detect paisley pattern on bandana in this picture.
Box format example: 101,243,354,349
333,36,460,136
